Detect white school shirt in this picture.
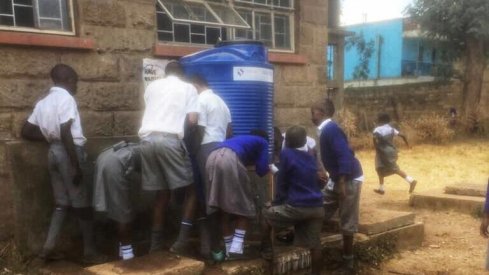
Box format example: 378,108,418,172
373,124,399,136
138,75,199,139
27,86,86,146
281,133,316,150
197,89,232,144
316,118,364,188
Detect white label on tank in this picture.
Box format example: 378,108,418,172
233,67,273,83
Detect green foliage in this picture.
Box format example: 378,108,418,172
346,32,375,80
407,0,489,58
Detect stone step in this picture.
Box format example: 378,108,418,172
211,222,425,275
358,209,415,235
84,251,205,275
324,209,416,236
445,183,487,197
410,192,485,215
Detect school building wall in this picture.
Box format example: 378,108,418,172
344,18,404,81
0,0,332,250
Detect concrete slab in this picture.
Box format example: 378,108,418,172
410,192,484,215
367,222,424,251
84,252,205,275
39,261,89,275
445,184,486,197
358,209,416,235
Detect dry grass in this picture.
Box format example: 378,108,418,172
356,138,489,195
355,138,489,274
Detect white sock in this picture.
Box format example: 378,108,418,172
405,176,415,184
224,235,233,255
229,229,246,254
378,184,385,191
120,244,134,260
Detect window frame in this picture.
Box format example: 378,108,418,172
0,0,75,36
232,4,295,53
157,0,251,29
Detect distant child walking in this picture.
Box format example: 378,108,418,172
373,113,417,195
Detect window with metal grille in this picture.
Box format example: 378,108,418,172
0,0,74,34
156,0,294,51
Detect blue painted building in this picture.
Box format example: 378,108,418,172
342,18,450,81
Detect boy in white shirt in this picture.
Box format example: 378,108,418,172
22,64,105,264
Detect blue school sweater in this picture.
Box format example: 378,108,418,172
216,135,269,177
319,121,363,182
274,148,324,207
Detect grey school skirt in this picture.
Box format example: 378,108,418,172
205,148,256,218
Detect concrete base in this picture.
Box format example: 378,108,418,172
445,184,486,197
359,209,416,235
410,192,484,215
85,252,205,275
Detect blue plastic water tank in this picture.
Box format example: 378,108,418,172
181,41,274,158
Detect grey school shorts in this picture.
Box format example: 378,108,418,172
263,204,324,250
323,180,362,236
140,133,193,191
48,143,91,208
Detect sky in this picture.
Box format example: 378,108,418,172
341,0,413,26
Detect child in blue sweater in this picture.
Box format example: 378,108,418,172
261,126,324,275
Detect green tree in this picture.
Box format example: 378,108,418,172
408,0,489,132
346,32,375,80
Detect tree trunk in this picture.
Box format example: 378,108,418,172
462,36,486,131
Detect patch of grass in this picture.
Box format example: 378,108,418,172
355,235,397,267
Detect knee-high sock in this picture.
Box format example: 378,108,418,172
197,217,211,256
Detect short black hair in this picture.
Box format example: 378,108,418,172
190,74,209,87
377,113,391,124
285,126,307,149
50,64,77,84
324,98,335,117
165,61,184,76
250,129,269,141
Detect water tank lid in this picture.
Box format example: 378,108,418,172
216,40,264,47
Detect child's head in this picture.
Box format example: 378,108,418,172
310,98,335,126
285,126,307,149
250,129,269,142
377,113,391,124
165,61,184,77
190,74,209,92
50,64,78,94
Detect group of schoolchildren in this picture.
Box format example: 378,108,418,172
22,62,418,274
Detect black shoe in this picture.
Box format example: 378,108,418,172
82,253,108,265
226,252,251,261
38,249,65,262
374,189,385,195
169,241,189,255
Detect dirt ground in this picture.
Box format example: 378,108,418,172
354,138,489,275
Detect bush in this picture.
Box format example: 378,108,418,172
407,114,455,144
337,108,358,139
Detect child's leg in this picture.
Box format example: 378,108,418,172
395,170,417,193
150,190,170,251
40,206,67,259
310,248,322,275
229,215,249,254
118,222,134,260
374,170,385,194
221,212,234,255
171,185,197,253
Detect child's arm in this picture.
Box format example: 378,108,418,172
398,133,410,148
60,120,82,186
21,121,46,142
